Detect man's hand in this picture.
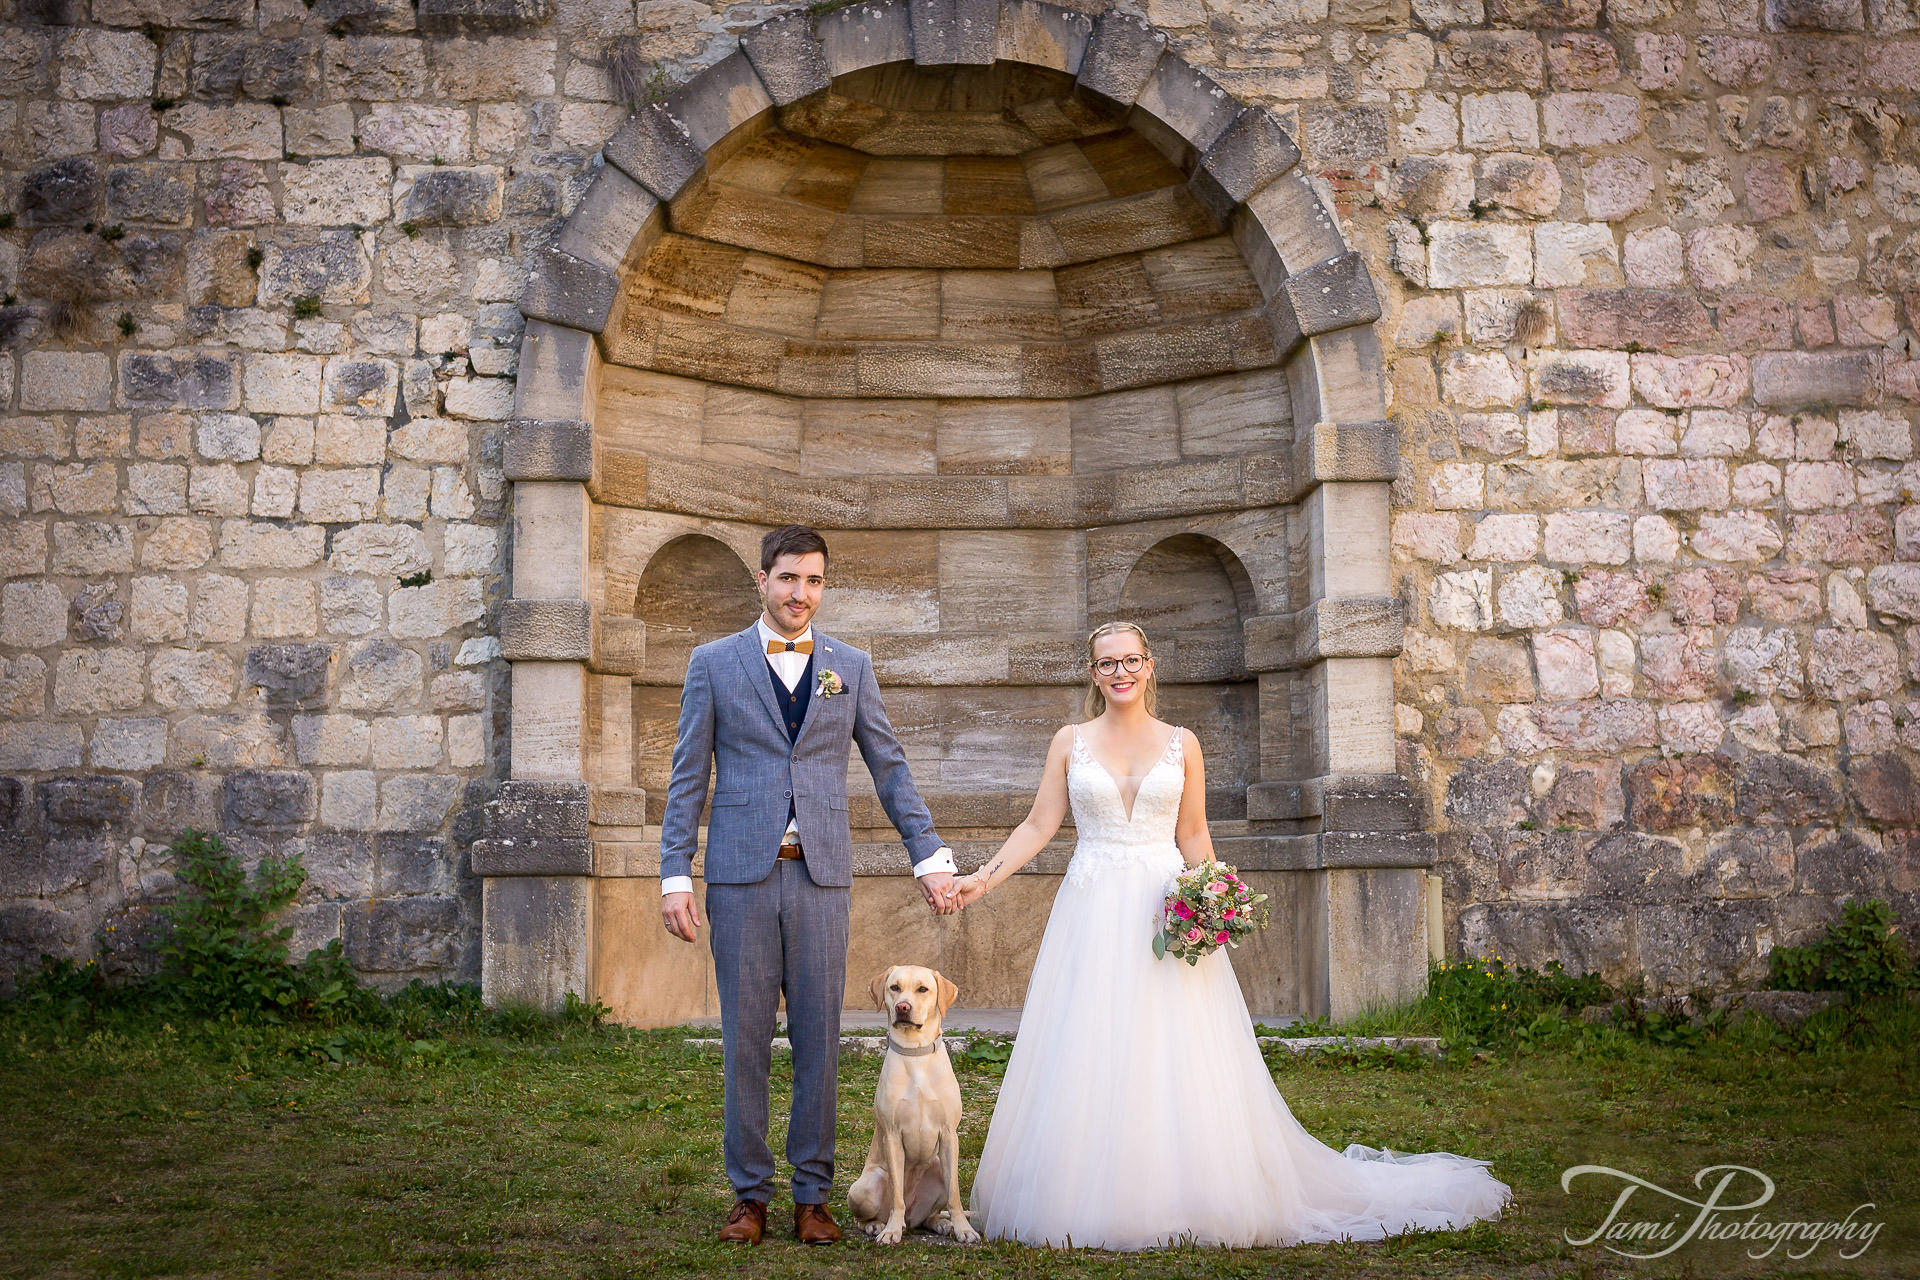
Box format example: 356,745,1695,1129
662,891,702,942
917,871,960,916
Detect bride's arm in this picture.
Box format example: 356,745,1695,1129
1174,729,1215,868
954,726,1073,904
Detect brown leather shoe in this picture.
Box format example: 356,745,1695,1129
794,1202,842,1245
718,1198,766,1244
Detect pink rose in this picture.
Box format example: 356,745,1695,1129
1173,900,1195,920
1222,908,1235,919
1184,927,1203,942
1205,881,1227,895
1214,930,1229,945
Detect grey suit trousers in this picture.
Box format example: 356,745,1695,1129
708,858,851,1205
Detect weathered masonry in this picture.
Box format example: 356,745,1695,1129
479,4,1422,1024
1,0,1916,1018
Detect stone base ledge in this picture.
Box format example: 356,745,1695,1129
682,1032,1442,1056
588,832,1430,876
472,837,594,877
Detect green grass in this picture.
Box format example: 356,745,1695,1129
1,1000,1915,1279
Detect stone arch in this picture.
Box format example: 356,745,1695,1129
634,534,761,681
484,0,1421,1027
1118,532,1254,681
1116,532,1257,816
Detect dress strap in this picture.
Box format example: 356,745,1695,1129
1164,726,1185,767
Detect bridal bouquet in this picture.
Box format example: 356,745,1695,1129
1153,862,1270,964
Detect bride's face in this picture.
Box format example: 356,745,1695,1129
1090,632,1151,708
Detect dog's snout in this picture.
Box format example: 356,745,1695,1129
894,1000,912,1016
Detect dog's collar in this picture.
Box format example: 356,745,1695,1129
886,1038,941,1057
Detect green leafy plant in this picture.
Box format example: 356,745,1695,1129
1767,899,1917,1001
397,569,431,588
116,311,137,337
401,221,421,239
1429,956,1614,1051
98,224,125,242
246,245,264,270
153,829,309,1016
291,294,323,320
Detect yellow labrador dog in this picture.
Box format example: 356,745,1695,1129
847,965,981,1245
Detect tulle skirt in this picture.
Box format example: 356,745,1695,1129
968,852,1513,1251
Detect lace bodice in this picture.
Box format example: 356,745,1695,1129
1064,725,1187,889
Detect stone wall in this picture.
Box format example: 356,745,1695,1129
1,0,1916,997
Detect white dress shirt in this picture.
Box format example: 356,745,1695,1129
660,618,955,896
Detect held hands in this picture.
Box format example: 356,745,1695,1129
953,872,990,909
918,871,962,916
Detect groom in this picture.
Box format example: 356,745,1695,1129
659,524,961,1246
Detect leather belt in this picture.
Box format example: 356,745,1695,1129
777,842,804,860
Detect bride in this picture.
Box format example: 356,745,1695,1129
952,621,1512,1250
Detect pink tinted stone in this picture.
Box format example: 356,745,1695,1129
1745,157,1799,220
1574,569,1655,626
1796,299,1836,347
1694,512,1786,562
1644,458,1731,509
1533,628,1599,700
1583,155,1654,219
1833,295,1900,346
1544,510,1632,563
1788,511,1891,562
1716,294,1793,348
100,104,156,158
1613,408,1679,455
1699,36,1771,87
1632,33,1685,90
1468,513,1541,561
1667,568,1742,624
1641,627,1717,700
1658,702,1725,755
1784,461,1857,510
1393,513,1466,563
1632,354,1750,408
1732,463,1784,505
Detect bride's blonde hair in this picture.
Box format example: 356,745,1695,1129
1083,621,1157,720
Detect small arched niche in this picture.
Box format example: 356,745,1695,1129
635,534,761,680
1118,533,1257,817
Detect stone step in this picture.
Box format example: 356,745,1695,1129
682,1033,1444,1057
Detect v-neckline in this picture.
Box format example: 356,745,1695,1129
1075,725,1180,824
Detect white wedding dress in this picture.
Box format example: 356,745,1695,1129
968,725,1512,1250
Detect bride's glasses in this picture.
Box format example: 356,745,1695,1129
1092,654,1148,677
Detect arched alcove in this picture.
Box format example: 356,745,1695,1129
1119,533,1256,817
486,0,1421,1027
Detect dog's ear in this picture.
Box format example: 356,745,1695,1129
934,971,958,1018
869,967,893,1013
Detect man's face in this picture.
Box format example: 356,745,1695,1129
758,551,826,636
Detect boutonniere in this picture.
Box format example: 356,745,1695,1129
816,669,843,698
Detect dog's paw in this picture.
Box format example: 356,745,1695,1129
951,1223,982,1244
874,1222,905,1246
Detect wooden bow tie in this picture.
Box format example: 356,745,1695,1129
767,639,814,654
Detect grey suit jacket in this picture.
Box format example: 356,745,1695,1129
660,624,945,888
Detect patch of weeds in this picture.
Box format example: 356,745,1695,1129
246,246,264,269
401,221,421,239
291,295,323,320
1768,898,1917,1000
397,570,431,588
116,311,137,337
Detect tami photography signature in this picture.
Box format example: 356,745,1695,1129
1562,1163,1883,1261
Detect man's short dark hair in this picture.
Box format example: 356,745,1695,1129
761,524,830,574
